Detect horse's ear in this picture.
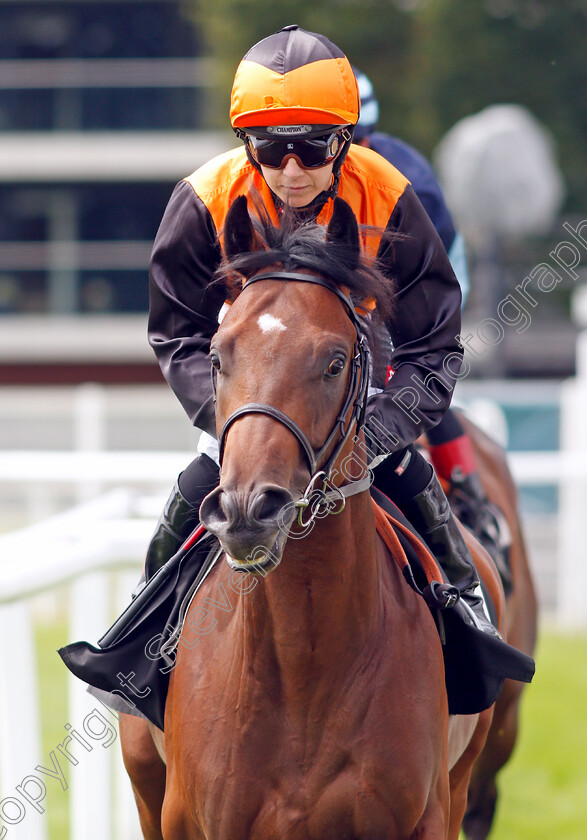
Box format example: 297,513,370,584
326,198,360,267
224,195,255,259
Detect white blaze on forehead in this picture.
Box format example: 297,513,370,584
258,312,286,334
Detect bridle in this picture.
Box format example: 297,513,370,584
212,270,372,526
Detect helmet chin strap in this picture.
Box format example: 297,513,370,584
273,192,327,222
327,126,354,199
326,168,341,200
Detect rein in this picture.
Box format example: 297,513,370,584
214,270,371,526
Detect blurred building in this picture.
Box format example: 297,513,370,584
0,1,581,385
0,0,232,384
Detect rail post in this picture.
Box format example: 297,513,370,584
557,328,587,628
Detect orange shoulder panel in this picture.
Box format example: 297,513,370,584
183,147,279,236
335,144,409,227
317,144,410,257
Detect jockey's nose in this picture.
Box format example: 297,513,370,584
281,156,306,175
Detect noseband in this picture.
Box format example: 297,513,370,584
213,271,372,524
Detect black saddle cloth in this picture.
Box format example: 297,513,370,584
59,533,219,731
59,492,534,729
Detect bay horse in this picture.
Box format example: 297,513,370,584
121,196,509,839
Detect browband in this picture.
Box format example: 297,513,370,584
242,271,371,328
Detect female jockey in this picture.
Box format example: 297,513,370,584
147,24,498,636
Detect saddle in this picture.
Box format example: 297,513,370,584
59,493,534,730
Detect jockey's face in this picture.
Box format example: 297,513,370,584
260,157,334,208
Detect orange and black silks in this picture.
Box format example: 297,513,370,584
148,142,463,454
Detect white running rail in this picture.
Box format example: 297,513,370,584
0,488,161,840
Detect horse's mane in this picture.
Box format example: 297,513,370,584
215,202,396,325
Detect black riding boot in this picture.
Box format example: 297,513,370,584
403,471,502,638
448,470,513,596
144,482,201,580
144,453,220,580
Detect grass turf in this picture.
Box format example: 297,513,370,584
487,629,587,840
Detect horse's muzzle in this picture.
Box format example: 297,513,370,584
199,483,296,569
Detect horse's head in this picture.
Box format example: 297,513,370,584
199,196,392,573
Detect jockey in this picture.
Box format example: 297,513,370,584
147,24,499,636
353,66,511,587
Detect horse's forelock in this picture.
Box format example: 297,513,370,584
217,212,394,322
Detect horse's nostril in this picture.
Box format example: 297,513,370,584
249,486,294,527
199,487,228,528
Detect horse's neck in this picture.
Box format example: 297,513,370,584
238,492,384,686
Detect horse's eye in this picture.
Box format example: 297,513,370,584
209,352,221,373
325,356,346,379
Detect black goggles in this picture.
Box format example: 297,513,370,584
244,130,350,170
